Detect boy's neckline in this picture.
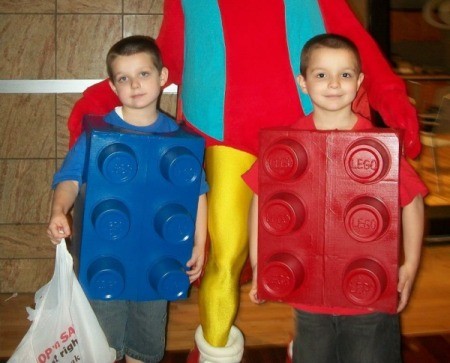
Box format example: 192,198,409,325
115,106,159,128
312,111,358,131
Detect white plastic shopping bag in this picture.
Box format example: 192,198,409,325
8,239,116,363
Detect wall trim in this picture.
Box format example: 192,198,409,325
0,80,178,94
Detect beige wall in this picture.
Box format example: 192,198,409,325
0,0,178,292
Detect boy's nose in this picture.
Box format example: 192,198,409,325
328,78,340,88
131,78,141,88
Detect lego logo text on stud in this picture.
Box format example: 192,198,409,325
263,138,308,181
261,192,306,235
345,138,391,184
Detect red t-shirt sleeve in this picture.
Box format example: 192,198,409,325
399,158,428,207
242,161,259,194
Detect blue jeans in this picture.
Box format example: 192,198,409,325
293,310,402,363
90,299,167,363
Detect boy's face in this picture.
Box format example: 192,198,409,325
297,47,364,114
109,52,168,112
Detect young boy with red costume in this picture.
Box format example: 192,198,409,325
244,34,428,363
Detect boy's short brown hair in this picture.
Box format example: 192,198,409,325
300,34,362,76
106,35,164,80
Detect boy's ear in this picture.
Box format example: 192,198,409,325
357,72,365,90
296,75,308,95
160,67,169,87
108,79,118,95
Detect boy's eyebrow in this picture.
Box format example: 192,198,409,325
307,67,328,74
309,66,358,72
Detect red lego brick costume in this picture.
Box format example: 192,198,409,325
67,1,421,361
243,116,427,363
242,115,429,315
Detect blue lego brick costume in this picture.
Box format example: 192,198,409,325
54,110,207,301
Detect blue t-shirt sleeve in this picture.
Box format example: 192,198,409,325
199,169,209,195
161,115,180,132
52,133,87,189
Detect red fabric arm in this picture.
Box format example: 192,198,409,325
68,79,120,147
156,0,185,86
319,0,402,101
319,0,420,158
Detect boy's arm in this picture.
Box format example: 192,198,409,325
249,195,258,273
47,180,79,245
397,195,424,312
186,194,208,282
248,195,264,304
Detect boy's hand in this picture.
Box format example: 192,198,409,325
397,263,417,312
186,244,205,283
47,212,71,245
248,265,265,304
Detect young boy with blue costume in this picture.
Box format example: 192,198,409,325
47,35,208,363
243,34,428,363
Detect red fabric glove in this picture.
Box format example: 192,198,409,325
68,79,120,147
376,89,421,159
352,86,421,159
